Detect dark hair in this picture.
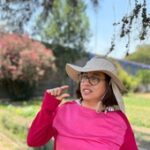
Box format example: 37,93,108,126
76,73,118,107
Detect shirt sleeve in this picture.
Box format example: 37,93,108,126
27,91,61,147
120,114,138,150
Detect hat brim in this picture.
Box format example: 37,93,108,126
66,63,126,92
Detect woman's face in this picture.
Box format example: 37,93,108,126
80,72,107,103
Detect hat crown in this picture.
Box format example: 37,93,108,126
83,56,117,74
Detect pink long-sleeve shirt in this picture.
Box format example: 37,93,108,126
27,92,138,150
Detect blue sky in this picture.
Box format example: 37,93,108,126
86,0,150,59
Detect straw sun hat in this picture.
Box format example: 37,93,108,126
65,56,126,113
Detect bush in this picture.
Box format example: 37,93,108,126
113,60,140,92
0,33,55,100
137,70,150,85
136,70,150,92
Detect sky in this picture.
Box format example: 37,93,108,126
86,0,150,59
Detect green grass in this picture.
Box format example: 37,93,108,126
0,99,41,150
124,93,150,128
0,93,150,149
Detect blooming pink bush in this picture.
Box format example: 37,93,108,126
0,33,55,100
0,33,55,83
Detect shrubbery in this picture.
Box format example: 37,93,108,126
113,61,140,92
0,33,55,100
136,69,150,92
137,70,150,85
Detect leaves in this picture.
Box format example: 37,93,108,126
107,0,150,56
41,0,90,50
0,33,55,84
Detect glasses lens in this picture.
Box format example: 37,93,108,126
79,73,105,85
89,76,100,85
79,74,88,82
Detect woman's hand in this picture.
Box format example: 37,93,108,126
46,85,70,101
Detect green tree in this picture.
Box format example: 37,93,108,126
111,59,140,92
125,44,150,64
38,0,90,86
136,69,150,92
41,0,90,51
137,69,150,85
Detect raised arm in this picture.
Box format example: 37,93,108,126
27,85,70,147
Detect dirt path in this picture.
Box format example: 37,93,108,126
0,132,18,150
0,131,28,150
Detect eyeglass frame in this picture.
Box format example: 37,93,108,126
78,72,106,86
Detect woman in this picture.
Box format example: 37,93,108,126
27,56,138,150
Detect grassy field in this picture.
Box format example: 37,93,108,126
0,93,150,150
124,93,150,149
124,93,150,128
0,99,41,150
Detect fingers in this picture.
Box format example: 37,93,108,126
60,85,69,91
47,85,70,101
57,93,70,101
52,87,61,96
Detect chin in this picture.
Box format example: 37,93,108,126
82,96,93,101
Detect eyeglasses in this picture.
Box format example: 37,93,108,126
78,73,106,86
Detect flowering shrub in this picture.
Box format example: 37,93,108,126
0,33,55,100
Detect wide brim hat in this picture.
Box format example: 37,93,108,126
65,56,126,113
